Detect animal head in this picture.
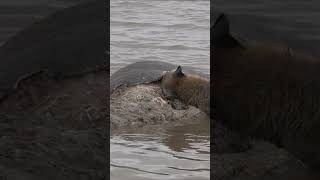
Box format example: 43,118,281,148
160,66,187,100
212,13,243,49
212,13,306,90
212,13,299,79
211,13,311,134
161,66,185,90
212,13,248,87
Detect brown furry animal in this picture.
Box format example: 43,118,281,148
212,13,320,169
161,66,210,115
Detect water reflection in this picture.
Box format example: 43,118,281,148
110,121,210,180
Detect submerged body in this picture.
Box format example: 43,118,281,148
212,14,320,169
161,66,210,115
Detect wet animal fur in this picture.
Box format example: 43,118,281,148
212,13,320,169
161,66,210,115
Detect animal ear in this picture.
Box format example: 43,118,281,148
174,66,185,77
212,13,243,48
213,13,230,41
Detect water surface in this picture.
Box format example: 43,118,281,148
111,0,210,74
111,122,210,180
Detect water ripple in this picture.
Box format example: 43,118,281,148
111,0,210,75
111,123,210,180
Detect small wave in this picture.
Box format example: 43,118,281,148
112,42,205,51
164,23,207,29
168,167,210,172
111,20,207,29
111,20,162,28
111,163,169,176
173,155,209,162
156,44,204,50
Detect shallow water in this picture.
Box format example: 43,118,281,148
111,122,210,180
